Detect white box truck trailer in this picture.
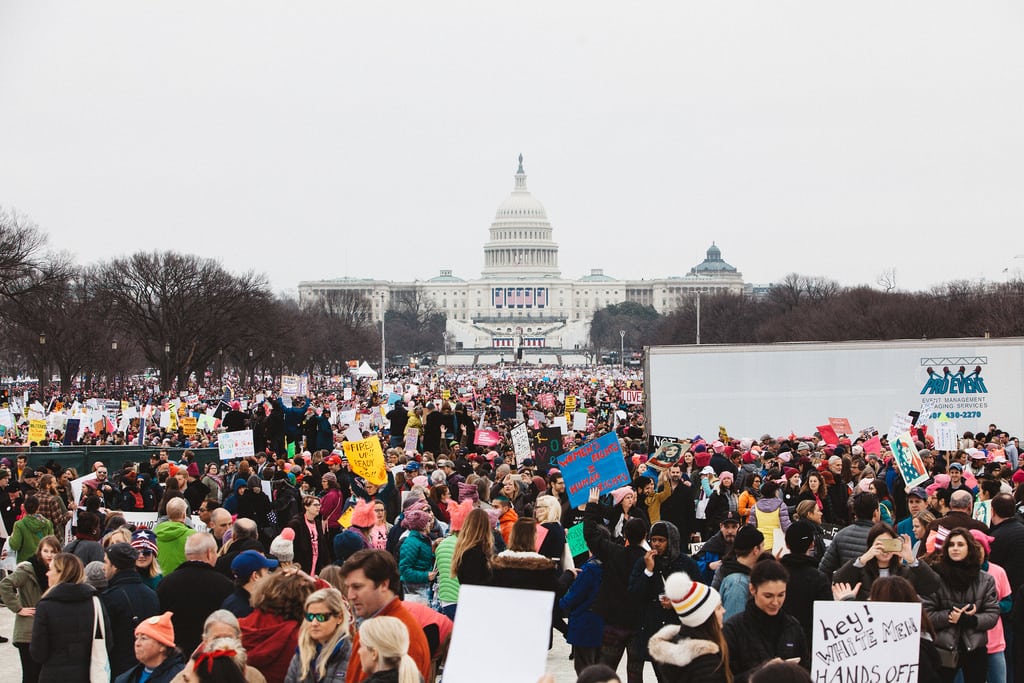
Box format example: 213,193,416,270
644,337,1024,442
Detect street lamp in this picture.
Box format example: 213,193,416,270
380,293,386,377
696,291,701,345
619,330,625,369
442,331,450,366
38,333,46,398
111,339,118,392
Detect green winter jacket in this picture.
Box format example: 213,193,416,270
0,559,45,642
154,521,196,575
398,530,434,586
10,514,54,560
434,533,461,604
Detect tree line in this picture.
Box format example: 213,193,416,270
0,209,442,392
590,273,1024,353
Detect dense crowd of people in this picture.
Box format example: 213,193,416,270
0,366,1022,683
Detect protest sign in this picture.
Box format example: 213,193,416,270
473,429,502,448
343,437,388,486
566,522,588,557
444,585,552,683
817,424,839,446
891,432,928,489
648,441,687,471
538,393,556,410
181,417,197,436
0,408,12,429
28,419,46,443
811,600,920,683
441,389,451,401
281,375,307,397
621,389,642,404
511,423,531,465
122,512,160,529
862,435,882,455
63,418,80,445
559,431,630,508
933,420,959,451
719,425,730,442
889,412,913,441
343,387,353,401
218,429,255,460
828,417,853,436
404,427,419,452
499,393,517,419
572,411,588,431
564,395,577,418
533,428,564,473
552,415,568,434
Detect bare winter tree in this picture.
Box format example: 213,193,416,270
0,208,74,324
92,252,273,390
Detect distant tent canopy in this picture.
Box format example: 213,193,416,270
351,361,378,378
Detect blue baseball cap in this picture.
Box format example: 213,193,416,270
230,550,279,580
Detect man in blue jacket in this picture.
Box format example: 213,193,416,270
276,394,310,452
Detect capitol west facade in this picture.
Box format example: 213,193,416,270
298,157,746,359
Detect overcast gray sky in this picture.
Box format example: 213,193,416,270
2,1,1023,296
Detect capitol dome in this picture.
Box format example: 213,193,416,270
482,155,560,279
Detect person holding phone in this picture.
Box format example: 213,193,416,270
832,522,940,601
922,528,1000,683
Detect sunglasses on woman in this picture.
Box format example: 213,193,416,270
304,612,336,622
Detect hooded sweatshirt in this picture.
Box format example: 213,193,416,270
239,610,302,683
153,521,196,575
749,497,791,551
10,514,54,559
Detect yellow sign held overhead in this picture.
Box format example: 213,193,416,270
343,437,388,486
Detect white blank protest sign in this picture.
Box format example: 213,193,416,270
444,585,553,683
812,600,920,683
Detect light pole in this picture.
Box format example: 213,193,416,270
619,330,625,370
164,342,171,390
38,333,46,398
380,293,386,377
218,348,224,384
442,331,450,366
111,340,118,393
696,291,701,345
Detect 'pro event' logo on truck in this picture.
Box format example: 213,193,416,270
920,359,988,395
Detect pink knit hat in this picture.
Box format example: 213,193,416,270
349,500,377,528
447,499,474,532
610,486,634,506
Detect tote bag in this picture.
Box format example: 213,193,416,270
91,596,111,683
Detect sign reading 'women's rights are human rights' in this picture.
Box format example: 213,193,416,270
558,431,630,508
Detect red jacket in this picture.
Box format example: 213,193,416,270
240,609,301,683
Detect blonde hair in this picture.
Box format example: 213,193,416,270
358,616,418,683
44,553,84,595
532,495,561,524
103,527,132,548
297,588,349,680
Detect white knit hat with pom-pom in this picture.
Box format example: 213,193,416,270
664,572,721,628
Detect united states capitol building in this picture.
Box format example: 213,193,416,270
298,157,746,363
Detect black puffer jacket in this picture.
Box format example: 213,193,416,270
723,599,808,683
817,520,872,578
101,570,161,677
31,582,112,683
628,522,703,647
922,567,998,654
648,624,730,683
